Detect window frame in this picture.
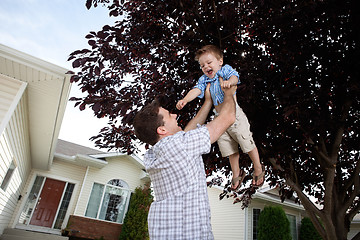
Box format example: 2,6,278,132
252,208,261,240
85,179,132,224
286,213,298,240
1,159,17,191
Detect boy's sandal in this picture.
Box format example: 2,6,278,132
252,165,265,188
231,169,246,191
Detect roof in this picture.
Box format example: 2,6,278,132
56,139,104,156
54,139,145,170
0,44,71,170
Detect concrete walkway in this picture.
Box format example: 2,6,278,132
0,228,69,240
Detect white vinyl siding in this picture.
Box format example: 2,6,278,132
0,44,71,170
207,186,245,240
0,74,27,135
75,156,145,216
0,94,31,234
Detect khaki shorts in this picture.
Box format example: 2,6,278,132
217,105,256,157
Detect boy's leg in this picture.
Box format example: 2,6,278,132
229,152,242,189
217,130,244,190
229,152,240,177
247,146,264,186
229,105,265,186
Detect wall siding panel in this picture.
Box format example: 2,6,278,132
0,95,31,234
208,187,245,240
74,157,145,216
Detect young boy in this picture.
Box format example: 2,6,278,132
176,45,265,190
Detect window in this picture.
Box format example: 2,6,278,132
85,179,131,224
54,182,75,229
253,208,261,240
287,214,298,240
18,176,44,224
1,160,16,190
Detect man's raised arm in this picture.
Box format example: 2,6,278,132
184,84,213,132
206,78,236,143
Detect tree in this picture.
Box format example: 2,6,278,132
299,217,322,240
119,185,153,240
257,205,292,240
68,1,360,239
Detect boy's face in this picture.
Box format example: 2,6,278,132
198,52,223,79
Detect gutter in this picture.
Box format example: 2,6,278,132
54,152,108,169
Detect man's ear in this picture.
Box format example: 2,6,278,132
157,126,167,136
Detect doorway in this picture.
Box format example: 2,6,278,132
18,176,74,230
29,178,65,227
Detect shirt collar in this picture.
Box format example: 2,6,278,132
203,75,218,83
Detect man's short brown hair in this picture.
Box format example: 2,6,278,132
195,45,223,62
133,99,164,146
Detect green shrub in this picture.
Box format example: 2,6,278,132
299,217,322,240
257,205,292,240
119,184,153,240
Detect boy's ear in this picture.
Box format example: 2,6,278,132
219,58,223,65
157,126,167,136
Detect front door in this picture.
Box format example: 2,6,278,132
29,178,66,227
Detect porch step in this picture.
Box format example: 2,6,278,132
0,228,68,240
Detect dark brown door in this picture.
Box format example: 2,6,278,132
30,178,65,227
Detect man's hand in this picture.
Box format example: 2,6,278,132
176,99,187,110
204,83,211,101
219,77,237,96
220,75,238,89
221,80,233,89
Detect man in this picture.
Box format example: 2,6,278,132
133,79,236,239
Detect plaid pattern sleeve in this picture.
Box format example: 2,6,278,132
144,126,214,239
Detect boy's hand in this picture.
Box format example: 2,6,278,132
176,99,187,110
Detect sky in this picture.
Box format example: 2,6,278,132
0,0,116,150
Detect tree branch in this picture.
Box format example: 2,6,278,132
330,99,351,159
268,157,285,171
345,157,360,221
285,177,327,238
314,139,333,168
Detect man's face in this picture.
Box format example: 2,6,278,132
158,107,182,135
198,52,223,79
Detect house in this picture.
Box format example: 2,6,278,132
208,184,306,240
0,44,149,240
0,43,71,235
208,183,360,240
49,139,149,240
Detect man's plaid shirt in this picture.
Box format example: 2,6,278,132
144,125,214,240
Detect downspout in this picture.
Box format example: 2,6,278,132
74,166,90,215
244,207,248,240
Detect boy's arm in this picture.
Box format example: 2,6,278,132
184,85,212,132
206,78,236,143
176,88,202,110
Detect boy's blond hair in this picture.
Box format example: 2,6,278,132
194,45,223,62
